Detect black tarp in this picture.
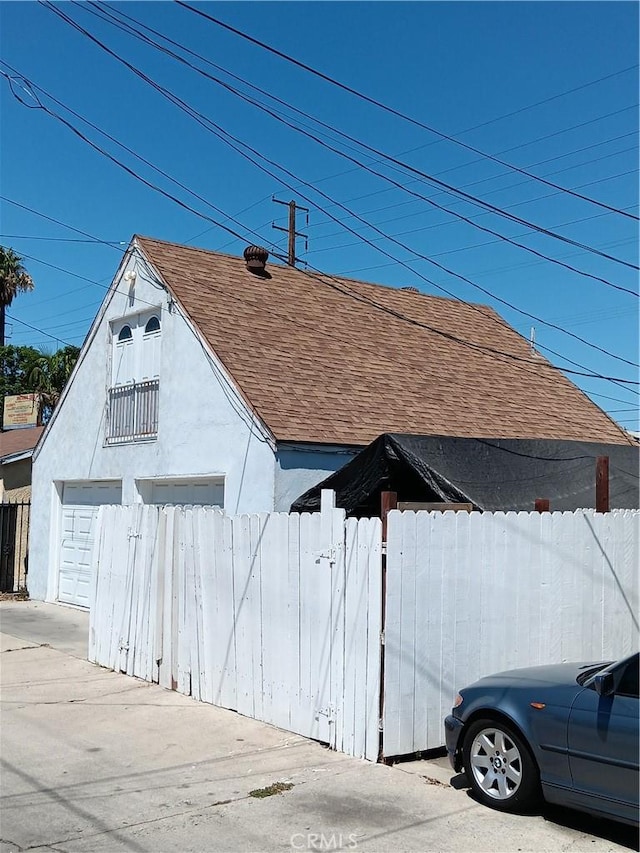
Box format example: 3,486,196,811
291,434,639,515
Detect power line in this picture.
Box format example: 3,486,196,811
304,107,640,217
0,233,125,245
177,1,639,224
307,140,638,241
335,207,638,277
31,3,640,370
6,25,637,394
0,67,289,268
78,0,639,277
0,195,124,249
8,241,639,452
91,0,640,243
7,31,637,380
5,313,77,347
102,0,639,201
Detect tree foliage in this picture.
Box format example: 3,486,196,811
1,344,80,424
0,247,34,308
1,247,35,347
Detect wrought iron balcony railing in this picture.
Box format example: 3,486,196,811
106,379,159,444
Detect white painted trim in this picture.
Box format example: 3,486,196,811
0,449,34,465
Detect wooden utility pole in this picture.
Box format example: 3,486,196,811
272,198,309,266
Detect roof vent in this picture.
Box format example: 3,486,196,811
244,245,269,275
401,286,419,292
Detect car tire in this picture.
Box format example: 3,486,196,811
462,718,540,812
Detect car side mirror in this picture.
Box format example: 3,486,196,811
594,672,615,697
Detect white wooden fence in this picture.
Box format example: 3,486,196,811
89,496,382,761
89,500,639,762
382,509,640,756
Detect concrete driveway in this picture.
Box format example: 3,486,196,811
1,602,637,853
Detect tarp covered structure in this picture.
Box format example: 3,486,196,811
291,434,639,516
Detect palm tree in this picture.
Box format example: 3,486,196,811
28,345,80,422
0,247,34,346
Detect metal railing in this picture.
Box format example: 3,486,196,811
0,500,30,592
106,379,159,444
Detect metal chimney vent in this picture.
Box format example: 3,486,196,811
244,245,269,274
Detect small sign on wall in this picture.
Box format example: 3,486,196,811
3,394,41,429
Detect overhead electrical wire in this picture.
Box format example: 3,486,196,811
90,0,638,217
0,234,125,245
306,103,640,213
35,5,639,320
5,24,637,400
8,238,639,456
76,0,639,278
176,0,639,223
31,11,640,373
307,141,638,242
0,194,124,250
8,60,636,378
0,68,289,267
335,208,638,276
5,313,77,347
10,13,639,378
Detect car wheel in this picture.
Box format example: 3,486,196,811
462,718,540,812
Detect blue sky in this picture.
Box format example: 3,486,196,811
1,1,638,433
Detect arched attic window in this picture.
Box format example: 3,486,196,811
117,325,133,342
144,316,161,335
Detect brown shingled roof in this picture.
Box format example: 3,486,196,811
0,426,45,460
137,236,631,447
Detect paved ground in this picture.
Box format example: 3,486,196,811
1,601,637,853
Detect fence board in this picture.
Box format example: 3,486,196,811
383,508,640,756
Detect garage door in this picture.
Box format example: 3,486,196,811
58,481,122,608
149,479,223,506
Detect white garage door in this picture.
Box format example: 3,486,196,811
149,479,223,507
58,481,122,608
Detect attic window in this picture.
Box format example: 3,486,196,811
118,325,133,342
144,316,161,335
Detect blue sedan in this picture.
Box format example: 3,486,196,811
444,652,639,826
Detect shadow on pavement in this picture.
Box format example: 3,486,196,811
453,776,638,851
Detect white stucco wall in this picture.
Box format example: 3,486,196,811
274,443,358,511
29,246,276,602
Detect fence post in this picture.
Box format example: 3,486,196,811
378,490,397,763
381,491,398,543
596,456,610,513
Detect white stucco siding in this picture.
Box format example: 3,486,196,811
29,248,276,603
274,444,359,512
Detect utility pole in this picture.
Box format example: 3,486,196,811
272,198,309,267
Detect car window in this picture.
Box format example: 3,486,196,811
616,654,639,698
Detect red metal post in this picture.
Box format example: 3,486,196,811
596,456,610,513
381,490,398,542
535,498,550,513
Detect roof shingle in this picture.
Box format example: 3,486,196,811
0,426,44,460
137,236,631,447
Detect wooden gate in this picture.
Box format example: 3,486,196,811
0,501,30,592
89,494,382,761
